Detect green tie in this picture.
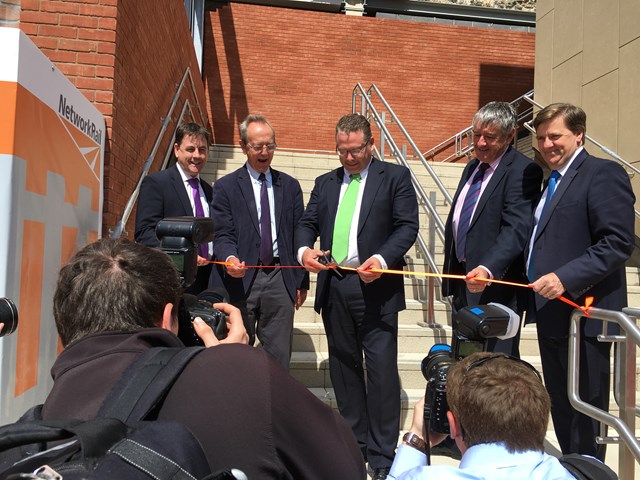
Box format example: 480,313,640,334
332,173,361,264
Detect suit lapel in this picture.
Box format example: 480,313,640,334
470,149,512,229
326,168,344,240
272,169,283,234
170,166,194,215
358,158,383,234
236,166,261,235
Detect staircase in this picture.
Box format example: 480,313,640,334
202,146,640,436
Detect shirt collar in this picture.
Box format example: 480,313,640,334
341,157,372,182
176,164,199,183
556,146,584,176
245,162,271,183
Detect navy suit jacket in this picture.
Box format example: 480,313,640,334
209,165,308,303
295,158,419,314
135,165,213,248
528,150,635,337
443,146,543,311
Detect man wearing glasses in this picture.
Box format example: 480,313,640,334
296,113,419,479
209,114,308,370
387,352,577,479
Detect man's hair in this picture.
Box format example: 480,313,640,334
53,238,182,347
175,122,211,147
446,352,550,453
533,103,587,145
238,114,276,144
335,113,372,143
472,101,517,138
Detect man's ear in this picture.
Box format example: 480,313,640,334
447,411,468,455
161,303,178,335
447,411,460,439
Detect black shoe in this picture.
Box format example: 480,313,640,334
371,467,390,480
429,437,462,460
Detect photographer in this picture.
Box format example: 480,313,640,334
42,238,366,479
388,352,575,479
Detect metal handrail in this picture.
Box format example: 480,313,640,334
421,89,536,163
110,67,206,239
568,307,639,479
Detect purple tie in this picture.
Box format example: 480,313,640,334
456,162,490,263
187,178,208,259
259,173,273,265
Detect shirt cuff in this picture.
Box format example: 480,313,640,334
388,444,427,479
477,265,494,280
297,246,309,266
372,254,387,270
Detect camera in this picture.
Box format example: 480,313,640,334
156,217,228,346
422,303,519,434
0,297,18,337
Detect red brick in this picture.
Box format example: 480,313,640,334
78,27,114,41
58,38,96,52
77,4,116,17
75,76,112,90
60,14,98,28
38,24,77,38
20,10,58,25
41,1,79,14
77,52,113,66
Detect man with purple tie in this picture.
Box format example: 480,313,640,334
443,102,542,357
209,114,308,370
135,122,213,294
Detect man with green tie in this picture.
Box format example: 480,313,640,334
296,113,419,480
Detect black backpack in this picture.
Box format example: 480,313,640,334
559,453,618,480
0,347,246,480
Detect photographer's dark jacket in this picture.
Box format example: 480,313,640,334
42,329,365,480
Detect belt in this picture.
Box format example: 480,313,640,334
260,256,280,266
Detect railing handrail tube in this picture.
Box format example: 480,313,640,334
111,67,204,238
567,306,640,472
521,92,640,177
355,83,453,206
353,86,447,242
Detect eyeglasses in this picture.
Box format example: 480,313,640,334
465,353,543,383
246,143,277,153
336,141,369,157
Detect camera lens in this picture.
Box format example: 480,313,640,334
0,297,18,337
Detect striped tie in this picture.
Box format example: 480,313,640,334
456,163,490,263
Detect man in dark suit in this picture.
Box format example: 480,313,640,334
443,101,542,357
209,114,308,370
528,103,635,461
295,113,419,479
135,122,212,294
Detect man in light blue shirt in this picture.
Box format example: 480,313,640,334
388,352,578,479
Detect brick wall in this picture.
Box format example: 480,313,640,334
204,3,534,153
19,0,208,236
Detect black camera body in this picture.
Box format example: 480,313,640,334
156,217,228,346
422,303,518,434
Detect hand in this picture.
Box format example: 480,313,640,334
531,272,565,299
301,248,330,273
408,397,448,448
0,323,4,333
193,302,249,347
296,289,308,310
465,267,490,294
225,256,246,278
196,255,208,267
357,256,382,284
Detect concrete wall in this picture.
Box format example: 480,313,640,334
534,0,640,171
204,2,535,152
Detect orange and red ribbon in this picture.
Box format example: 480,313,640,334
209,260,594,316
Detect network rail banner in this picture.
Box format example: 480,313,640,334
0,28,105,422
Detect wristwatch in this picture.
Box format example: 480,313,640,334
402,432,427,452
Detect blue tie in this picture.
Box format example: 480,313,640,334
456,163,490,263
527,170,561,281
